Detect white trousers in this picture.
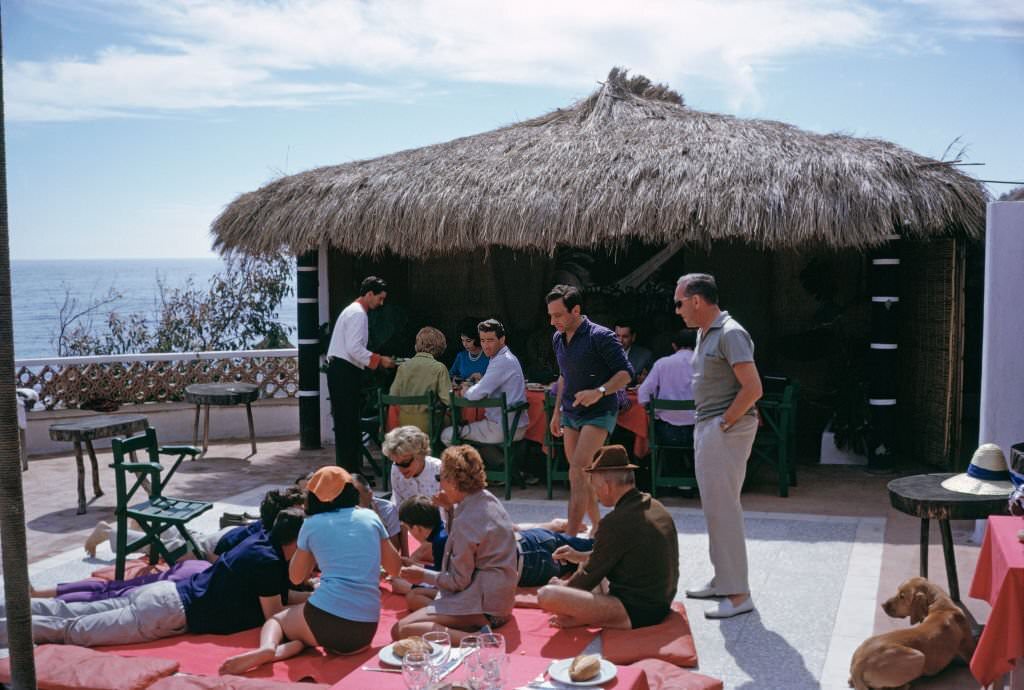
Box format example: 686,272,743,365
441,418,527,445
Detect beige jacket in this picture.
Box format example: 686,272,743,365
433,489,517,617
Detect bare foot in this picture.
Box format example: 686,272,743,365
549,613,584,628
218,648,276,675
84,521,111,557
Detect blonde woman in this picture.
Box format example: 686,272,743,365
392,445,517,644
389,326,452,433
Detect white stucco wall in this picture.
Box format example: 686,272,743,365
979,201,1024,458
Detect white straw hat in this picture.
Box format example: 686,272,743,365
941,444,1013,495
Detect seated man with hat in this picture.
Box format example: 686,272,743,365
537,445,679,629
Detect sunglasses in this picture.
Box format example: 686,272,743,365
674,296,694,309
393,455,416,469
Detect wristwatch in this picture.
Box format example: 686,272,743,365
597,385,608,396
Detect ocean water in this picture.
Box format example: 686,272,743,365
11,259,297,359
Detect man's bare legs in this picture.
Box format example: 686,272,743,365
537,584,631,630
563,425,607,535
219,604,314,675
391,608,490,646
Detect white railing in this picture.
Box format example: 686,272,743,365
16,349,299,411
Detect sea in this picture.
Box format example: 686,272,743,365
10,259,298,360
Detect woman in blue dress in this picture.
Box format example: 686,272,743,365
449,316,489,383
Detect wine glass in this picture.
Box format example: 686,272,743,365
401,651,432,690
422,630,451,680
459,634,483,687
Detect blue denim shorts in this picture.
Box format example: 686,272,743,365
517,529,595,587
561,410,618,435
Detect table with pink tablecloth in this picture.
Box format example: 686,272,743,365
969,515,1024,686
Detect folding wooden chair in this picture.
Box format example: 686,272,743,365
450,393,528,500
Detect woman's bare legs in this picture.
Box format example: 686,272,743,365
219,605,315,675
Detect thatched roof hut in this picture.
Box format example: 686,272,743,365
212,68,989,473
212,68,986,257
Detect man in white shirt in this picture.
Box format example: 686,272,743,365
326,276,395,472
441,319,529,445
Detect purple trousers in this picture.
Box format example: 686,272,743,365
55,559,210,603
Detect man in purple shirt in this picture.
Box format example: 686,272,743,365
547,285,633,536
637,329,698,446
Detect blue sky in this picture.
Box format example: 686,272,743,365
4,0,1022,259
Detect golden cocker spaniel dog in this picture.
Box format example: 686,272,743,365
848,577,975,690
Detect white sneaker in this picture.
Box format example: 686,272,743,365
705,597,755,619
685,582,721,599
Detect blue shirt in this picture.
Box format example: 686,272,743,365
214,521,264,556
465,345,529,428
298,507,388,623
426,524,449,571
450,350,490,381
176,532,289,634
553,318,633,419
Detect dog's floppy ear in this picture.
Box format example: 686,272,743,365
910,590,929,624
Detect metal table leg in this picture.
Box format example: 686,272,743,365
920,518,929,579
939,518,960,602
74,440,87,514
246,401,257,455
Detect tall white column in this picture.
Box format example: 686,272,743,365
980,202,1024,455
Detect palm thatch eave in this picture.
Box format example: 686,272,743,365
211,68,987,259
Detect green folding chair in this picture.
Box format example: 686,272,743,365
110,428,212,580
751,377,799,497
645,398,697,497
449,393,528,500
543,393,570,499
377,390,445,489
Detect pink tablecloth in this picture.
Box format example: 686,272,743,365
327,653,650,689
969,515,1024,686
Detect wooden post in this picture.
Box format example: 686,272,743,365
867,234,900,469
297,250,321,449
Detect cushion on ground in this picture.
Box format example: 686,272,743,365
148,674,329,689
0,644,179,690
103,587,594,684
601,601,698,667
628,659,723,690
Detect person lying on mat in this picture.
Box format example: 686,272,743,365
391,496,594,611
391,445,518,645
218,466,402,675
83,486,305,561
0,509,308,648
30,559,211,603
537,444,679,630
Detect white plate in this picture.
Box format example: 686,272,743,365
547,657,617,686
377,641,440,666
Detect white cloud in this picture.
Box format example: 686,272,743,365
8,0,892,122
903,0,1024,37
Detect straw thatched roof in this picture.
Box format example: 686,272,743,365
212,68,987,258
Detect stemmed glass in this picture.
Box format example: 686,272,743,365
422,630,451,680
478,632,506,690
459,634,484,687
401,651,432,690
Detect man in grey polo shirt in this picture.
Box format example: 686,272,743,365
675,273,763,619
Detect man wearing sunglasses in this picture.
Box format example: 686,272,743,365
675,273,762,620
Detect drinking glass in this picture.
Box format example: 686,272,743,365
402,651,432,690
422,631,451,680
478,633,506,690
459,635,484,687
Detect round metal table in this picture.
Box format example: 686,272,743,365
184,383,260,456
888,473,1009,602
49,414,149,514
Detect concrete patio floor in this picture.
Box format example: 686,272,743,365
2,437,996,689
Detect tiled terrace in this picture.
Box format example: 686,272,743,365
2,437,994,689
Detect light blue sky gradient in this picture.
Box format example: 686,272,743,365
4,0,1022,259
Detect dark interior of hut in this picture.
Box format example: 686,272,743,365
326,237,982,475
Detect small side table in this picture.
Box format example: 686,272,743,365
184,383,260,456
888,473,1009,602
49,414,149,514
